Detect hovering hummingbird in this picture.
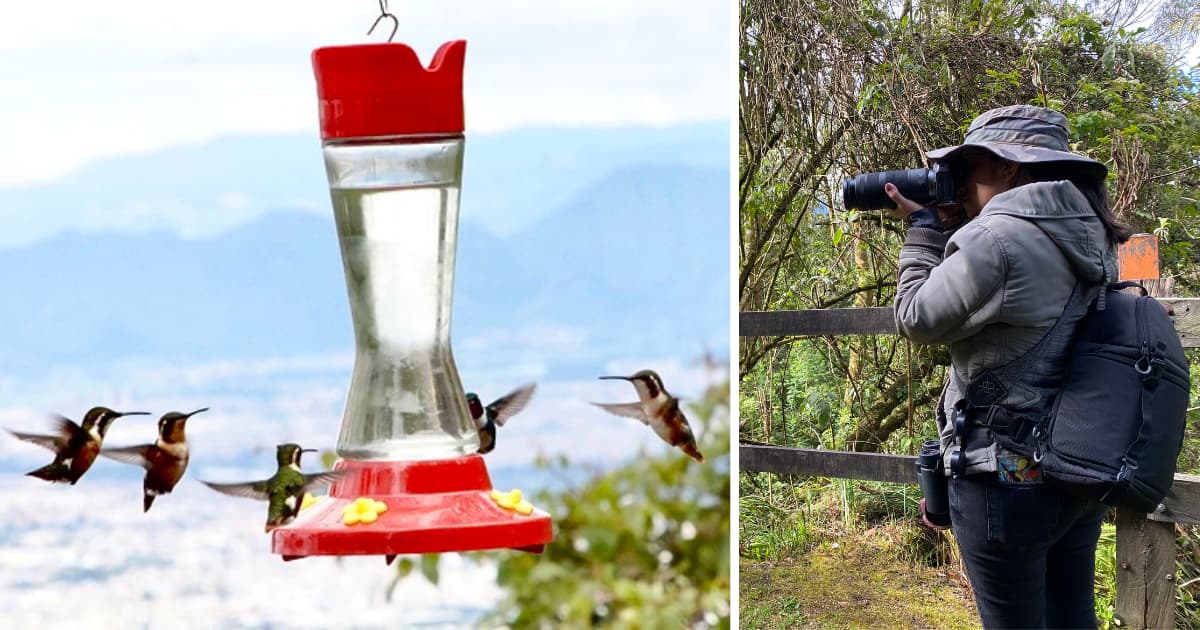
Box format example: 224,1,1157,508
592,370,704,462
101,407,208,512
6,407,150,484
200,443,345,533
466,383,537,454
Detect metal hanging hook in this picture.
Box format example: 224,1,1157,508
367,0,399,43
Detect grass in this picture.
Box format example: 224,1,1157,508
740,521,982,630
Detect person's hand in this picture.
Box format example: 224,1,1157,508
885,183,968,231
883,182,925,220
920,498,951,531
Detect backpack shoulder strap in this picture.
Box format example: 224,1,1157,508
948,219,1113,468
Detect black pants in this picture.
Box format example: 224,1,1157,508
950,474,1108,629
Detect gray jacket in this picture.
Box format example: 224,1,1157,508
894,180,1118,474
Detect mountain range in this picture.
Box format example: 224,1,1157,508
0,123,730,377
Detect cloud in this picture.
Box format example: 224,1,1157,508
217,193,251,210
0,1,729,186
459,321,590,361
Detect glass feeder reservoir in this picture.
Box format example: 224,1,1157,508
328,102,472,462
272,40,553,561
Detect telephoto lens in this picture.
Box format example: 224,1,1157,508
916,440,952,528
842,163,956,210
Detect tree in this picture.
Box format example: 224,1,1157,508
739,0,1200,451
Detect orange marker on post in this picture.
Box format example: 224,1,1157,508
1117,233,1159,281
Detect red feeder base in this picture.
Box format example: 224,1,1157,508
271,455,553,562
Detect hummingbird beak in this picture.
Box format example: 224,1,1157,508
598,375,633,381
184,407,210,418
300,448,318,454
116,411,151,417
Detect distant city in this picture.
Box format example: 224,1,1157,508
0,122,730,626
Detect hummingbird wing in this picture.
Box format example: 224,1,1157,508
488,382,537,427
200,479,272,502
7,414,88,452
590,402,649,424
298,471,346,493
6,429,65,453
99,444,157,470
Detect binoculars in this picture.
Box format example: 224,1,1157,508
916,439,951,528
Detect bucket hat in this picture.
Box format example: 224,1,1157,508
926,105,1107,180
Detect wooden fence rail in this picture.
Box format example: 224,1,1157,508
739,234,1196,629
741,298,1200,346
740,444,1200,526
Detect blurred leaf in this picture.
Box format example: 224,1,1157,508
480,369,731,628
385,558,415,603
420,554,441,586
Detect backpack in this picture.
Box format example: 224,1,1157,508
1033,282,1190,512
955,281,1190,513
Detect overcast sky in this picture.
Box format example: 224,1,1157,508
0,1,732,186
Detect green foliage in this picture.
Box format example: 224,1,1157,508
739,474,818,561
386,554,443,601
741,0,1200,626
739,473,926,561
1179,350,1200,476
741,0,1200,454
1094,522,1118,629
479,378,731,629
1174,524,1200,630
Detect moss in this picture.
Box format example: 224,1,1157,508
740,523,981,629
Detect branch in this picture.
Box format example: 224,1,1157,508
815,281,896,310
740,117,852,298
761,186,820,310
1147,163,1199,182
739,335,797,376
844,380,938,452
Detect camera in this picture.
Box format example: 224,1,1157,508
842,162,957,210
916,439,951,528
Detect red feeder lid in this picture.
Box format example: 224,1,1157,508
272,455,554,561
312,40,466,140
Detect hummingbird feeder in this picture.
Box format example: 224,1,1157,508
271,40,553,561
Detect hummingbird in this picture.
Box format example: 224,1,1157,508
466,382,537,455
592,370,704,462
199,443,345,533
6,407,150,484
101,407,208,512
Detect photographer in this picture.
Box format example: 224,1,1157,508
887,105,1133,629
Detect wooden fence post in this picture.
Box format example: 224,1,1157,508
1113,233,1178,630
1114,511,1178,629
